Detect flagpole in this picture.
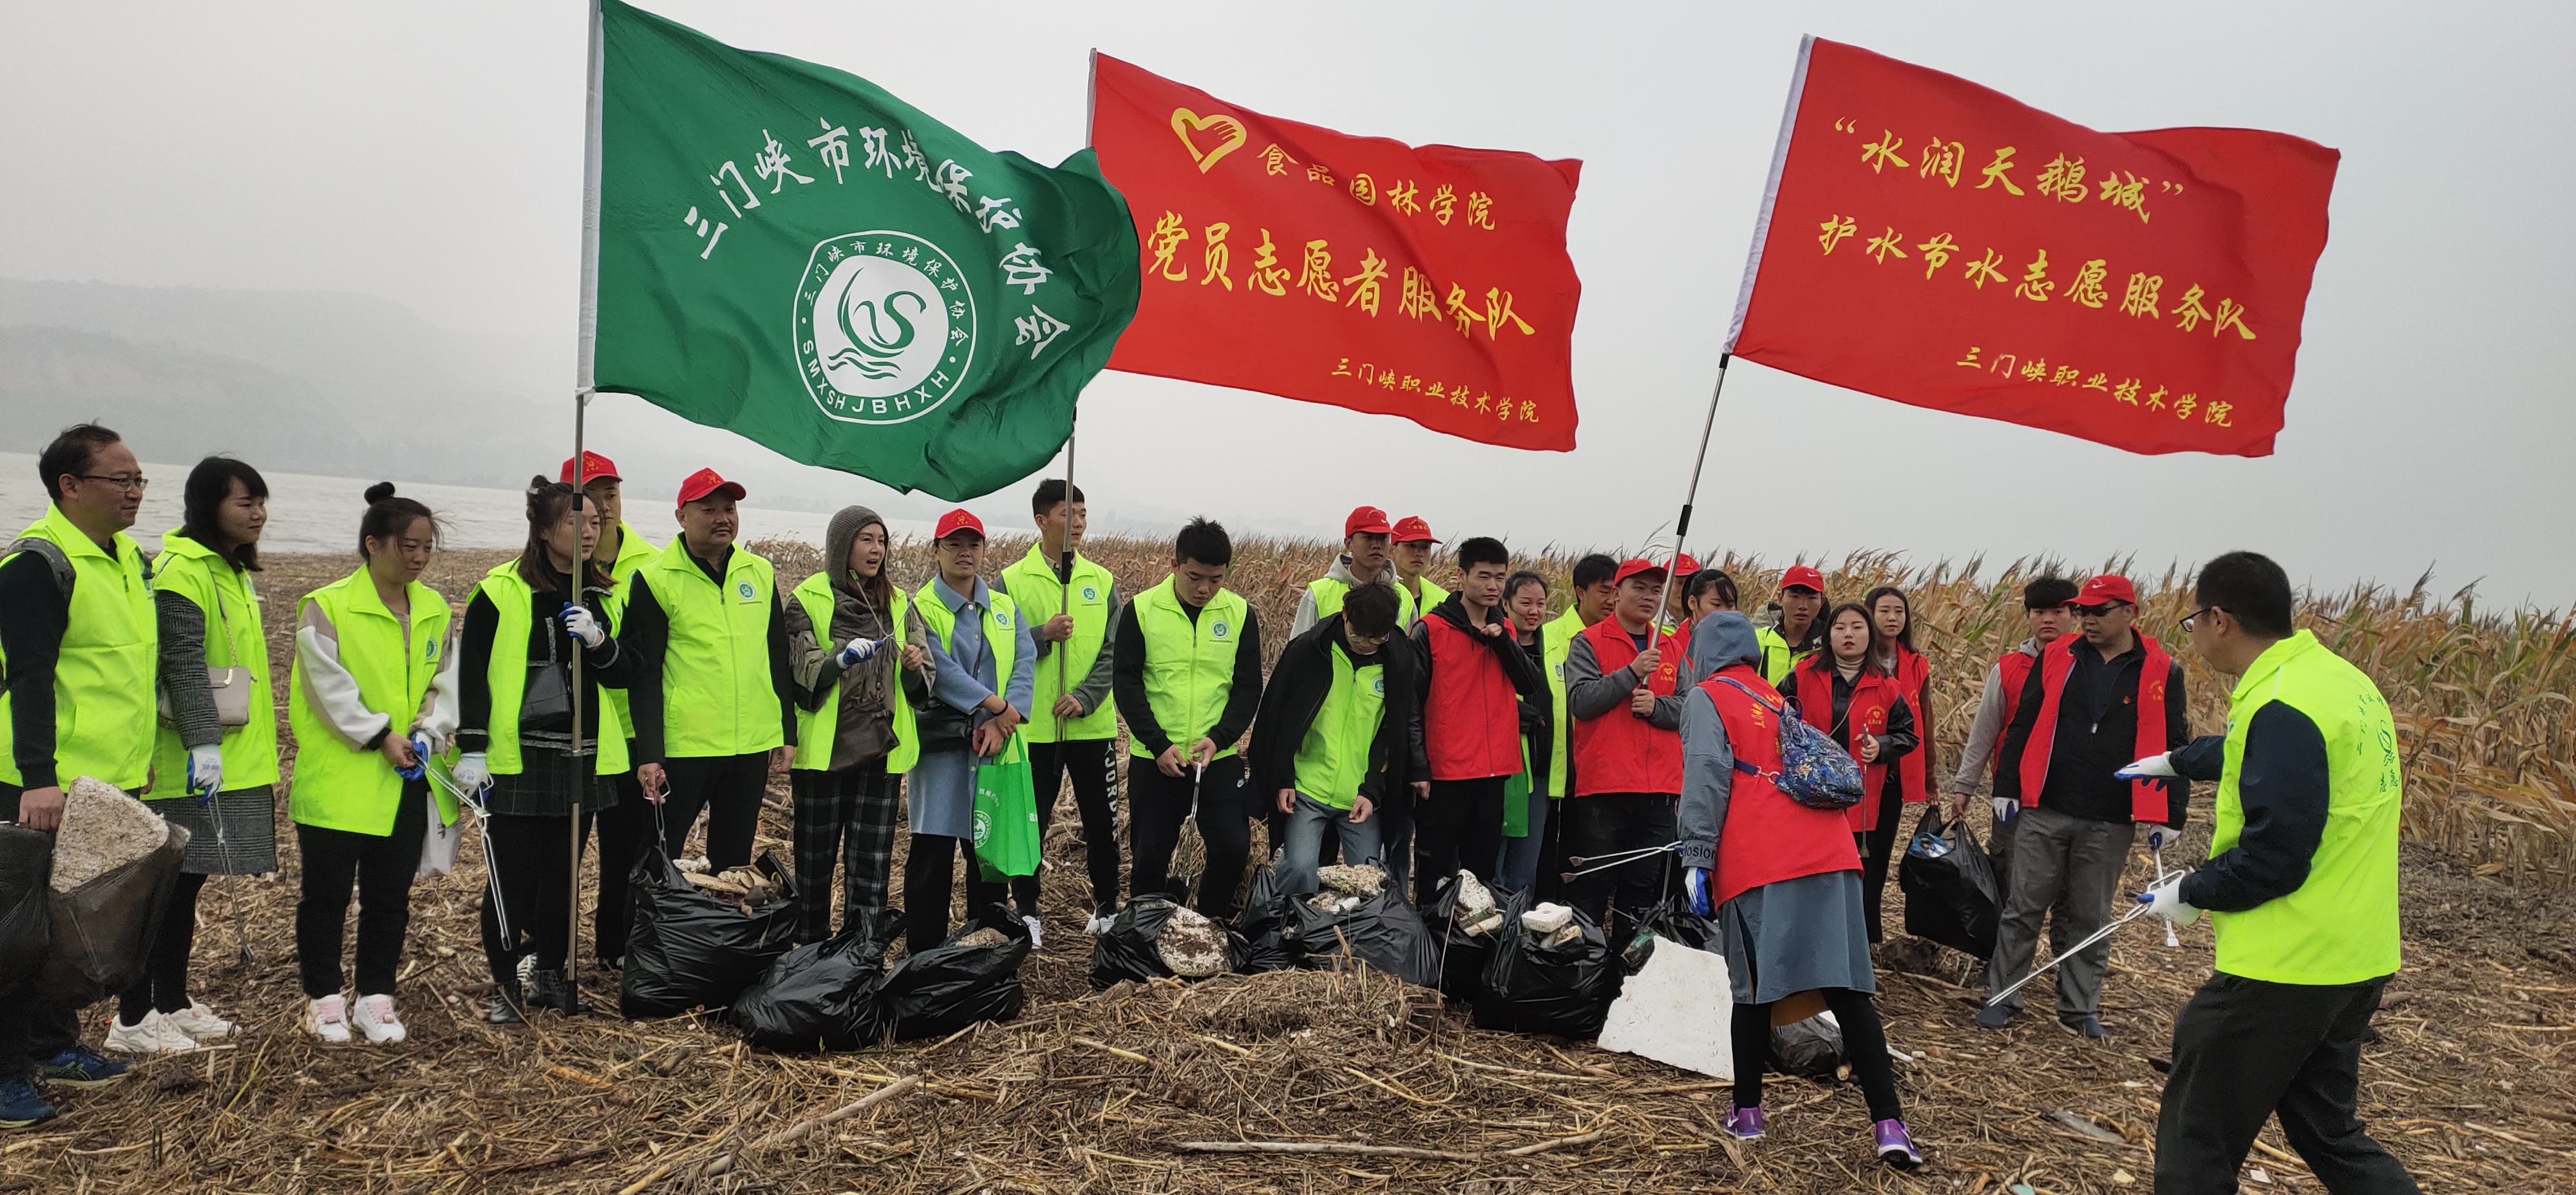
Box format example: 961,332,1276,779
563,0,607,1011
1054,419,1075,696
1658,352,1732,613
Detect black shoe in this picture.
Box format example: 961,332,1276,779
2061,1015,2110,1042
487,992,525,1024
529,969,589,1016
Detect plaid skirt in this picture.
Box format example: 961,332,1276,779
482,745,620,818
145,784,280,875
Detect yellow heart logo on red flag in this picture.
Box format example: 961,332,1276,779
1169,108,1247,173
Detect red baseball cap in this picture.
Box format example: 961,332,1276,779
1612,557,1668,587
933,509,987,541
1343,505,1392,538
558,451,621,485
675,467,745,506
1675,552,1701,577
1780,565,1825,593
2076,574,2139,608
1391,515,1440,544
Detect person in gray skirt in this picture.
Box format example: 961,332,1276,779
1677,612,1922,1169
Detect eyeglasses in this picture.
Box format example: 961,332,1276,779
2180,605,2221,632
2072,603,2119,617
76,473,149,492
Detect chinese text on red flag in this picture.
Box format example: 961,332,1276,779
1091,53,1583,451
1727,37,2338,456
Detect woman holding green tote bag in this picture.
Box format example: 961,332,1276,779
906,511,1035,957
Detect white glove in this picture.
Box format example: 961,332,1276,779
186,745,224,799
561,605,607,648
1992,796,2017,826
2138,874,2201,926
2117,752,2177,780
453,751,495,795
835,636,882,668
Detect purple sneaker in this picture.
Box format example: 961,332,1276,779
1873,1119,1923,1167
1720,1105,1767,1140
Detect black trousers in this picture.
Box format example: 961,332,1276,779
791,764,900,943
296,780,428,998
587,749,652,965
1023,739,1121,916
1413,775,1507,907
118,871,208,1022
0,783,84,1078
2156,974,2420,1195
478,811,587,982
1852,778,1906,944
1561,792,1679,941
1730,988,1903,1122
904,833,1009,956
1126,753,1254,920
656,752,769,870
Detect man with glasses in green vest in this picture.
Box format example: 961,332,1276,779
993,480,1122,936
2131,551,2419,1194
0,424,147,1127
1112,518,1264,920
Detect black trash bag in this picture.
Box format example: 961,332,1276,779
1089,895,1247,990
1770,1012,1846,1079
1472,904,1624,1039
1424,875,1522,1003
1899,806,2001,960
731,928,893,1052
1620,893,1721,974
1285,885,1441,989
882,905,1030,1040
1231,865,1301,975
0,827,52,982
36,824,185,1007
620,848,801,1019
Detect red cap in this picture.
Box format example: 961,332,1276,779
1343,505,1392,538
1780,565,1825,593
1675,553,1701,577
933,509,987,541
1612,557,1668,587
1391,516,1440,544
675,467,745,506
2076,574,2139,608
559,451,621,485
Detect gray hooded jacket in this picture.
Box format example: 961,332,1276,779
1676,612,1765,870
784,504,930,770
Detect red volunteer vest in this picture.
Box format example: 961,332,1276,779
1891,645,1933,805
2015,632,2174,822
1571,619,1683,797
1991,648,2039,776
1419,609,1527,782
1701,666,1861,908
1790,658,1904,833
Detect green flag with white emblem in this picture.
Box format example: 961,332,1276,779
585,0,1139,500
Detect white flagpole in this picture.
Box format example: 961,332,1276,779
563,0,607,1009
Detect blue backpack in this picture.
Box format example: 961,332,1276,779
1713,677,1864,811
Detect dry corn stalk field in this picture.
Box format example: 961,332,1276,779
6,536,2571,1194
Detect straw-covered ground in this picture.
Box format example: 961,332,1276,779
7,540,2571,1194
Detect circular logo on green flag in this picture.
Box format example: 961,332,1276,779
795,231,978,424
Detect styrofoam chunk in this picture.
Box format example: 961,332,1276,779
1522,903,1573,934
1596,934,1734,1080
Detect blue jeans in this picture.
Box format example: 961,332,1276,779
1276,794,1385,896
1496,785,1552,894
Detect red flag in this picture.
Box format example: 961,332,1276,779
1090,53,1582,451
1727,37,2338,456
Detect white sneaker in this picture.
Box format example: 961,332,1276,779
351,993,407,1044
1021,914,1045,950
104,1010,200,1055
164,1001,236,1040
304,994,352,1044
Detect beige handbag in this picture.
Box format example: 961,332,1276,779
160,584,256,728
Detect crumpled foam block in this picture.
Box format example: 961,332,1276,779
1596,934,1734,1079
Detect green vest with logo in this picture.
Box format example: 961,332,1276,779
144,531,279,797
469,564,630,778
2208,630,2404,986
1307,573,1416,630
1410,577,1450,617
1128,576,1248,760
643,540,783,758
1541,606,1585,798
287,569,459,836
596,522,660,735
997,543,1117,742
1292,642,1386,810
0,506,159,791
790,572,920,775
915,579,1019,724
1756,625,1811,686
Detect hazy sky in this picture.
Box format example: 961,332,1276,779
5,1,2570,601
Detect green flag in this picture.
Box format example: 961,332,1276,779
588,1,1139,500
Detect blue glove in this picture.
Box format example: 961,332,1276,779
396,733,431,781
835,636,884,668
561,604,607,648
1685,866,1713,917
2138,874,2202,926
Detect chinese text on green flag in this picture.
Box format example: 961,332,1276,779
590,1,1141,500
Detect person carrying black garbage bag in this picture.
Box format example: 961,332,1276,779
1676,612,1922,1169
1250,583,1414,895
456,478,631,1022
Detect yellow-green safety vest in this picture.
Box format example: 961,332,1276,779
1756,624,1811,687
1307,574,1416,630
1541,606,1586,798
789,571,920,775
915,579,1021,734
0,505,158,791
1410,576,1450,617
468,563,629,778
640,539,783,758
1127,576,1248,760
287,568,459,836
2208,630,2404,986
145,529,279,796
1292,641,1385,810
996,543,1117,742
596,522,660,735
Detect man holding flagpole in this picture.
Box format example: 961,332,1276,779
993,480,1121,936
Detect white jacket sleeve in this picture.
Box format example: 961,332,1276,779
295,602,391,749
412,626,462,753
